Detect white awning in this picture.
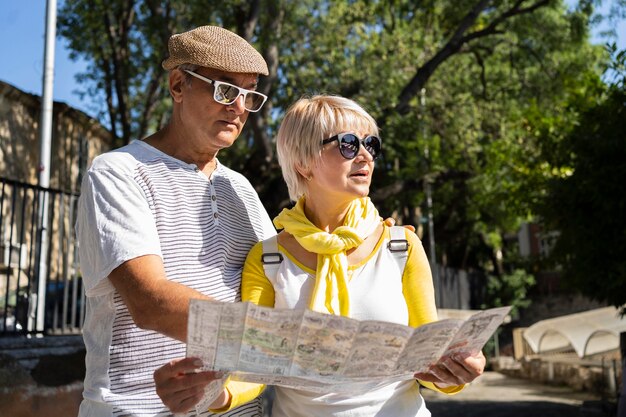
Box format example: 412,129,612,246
523,306,626,358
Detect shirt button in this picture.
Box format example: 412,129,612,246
212,195,216,201
214,213,219,219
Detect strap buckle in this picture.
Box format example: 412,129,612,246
261,253,284,264
388,239,409,252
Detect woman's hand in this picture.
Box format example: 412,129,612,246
154,357,228,413
383,217,415,233
413,350,486,388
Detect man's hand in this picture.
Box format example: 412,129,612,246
413,350,486,388
383,217,416,233
154,357,228,413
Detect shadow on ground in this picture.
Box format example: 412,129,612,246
426,400,612,417
422,371,616,417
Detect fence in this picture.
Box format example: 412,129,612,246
0,177,84,336
433,264,485,310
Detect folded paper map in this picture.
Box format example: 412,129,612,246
186,300,510,394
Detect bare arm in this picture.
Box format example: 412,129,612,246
108,254,211,342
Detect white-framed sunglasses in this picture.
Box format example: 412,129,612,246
183,69,268,112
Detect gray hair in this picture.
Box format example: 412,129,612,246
176,63,200,86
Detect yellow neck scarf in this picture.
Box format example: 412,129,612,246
273,197,381,317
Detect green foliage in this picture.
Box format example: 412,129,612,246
58,0,626,307
538,69,626,308
58,0,176,144
57,0,267,145
482,269,536,318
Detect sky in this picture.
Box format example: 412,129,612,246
0,1,91,114
0,1,625,123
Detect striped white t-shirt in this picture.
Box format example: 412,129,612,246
76,140,276,417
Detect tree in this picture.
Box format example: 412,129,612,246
58,0,616,293
538,45,626,308
57,0,282,149
58,0,289,211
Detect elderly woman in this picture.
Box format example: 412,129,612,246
155,95,485,416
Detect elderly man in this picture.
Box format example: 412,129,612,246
76,26,276,417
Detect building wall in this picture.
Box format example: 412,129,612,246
0,79,114,279
0,79,113,191
0,80,114,334
0,81,114,415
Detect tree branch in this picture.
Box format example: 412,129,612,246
393,0,553,117
238,0,261,41
138,0,176,139
248,0,283,169
470,47,489,99
102,2,135,143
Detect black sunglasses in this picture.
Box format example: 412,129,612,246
321,133,382,160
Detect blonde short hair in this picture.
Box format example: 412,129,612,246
276,95,379,201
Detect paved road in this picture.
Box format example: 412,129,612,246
422,371,614,417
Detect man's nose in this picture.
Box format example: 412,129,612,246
228,94,247,114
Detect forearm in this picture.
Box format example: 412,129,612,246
133,280,209,341
109,254,212,342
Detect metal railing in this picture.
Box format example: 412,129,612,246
433,264,485,310
0,177,84,336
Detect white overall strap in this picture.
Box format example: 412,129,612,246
388,225,409,273
261,235,283,282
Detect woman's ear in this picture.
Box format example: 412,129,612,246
295,163,312,181
169,69,185,103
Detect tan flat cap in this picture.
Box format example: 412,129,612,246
162,26,268,75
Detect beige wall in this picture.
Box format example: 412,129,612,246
0,79,113,191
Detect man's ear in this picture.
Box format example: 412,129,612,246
169,69,185,103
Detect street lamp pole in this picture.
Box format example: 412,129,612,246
420,88,440,306
31,0,57,333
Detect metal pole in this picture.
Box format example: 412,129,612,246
31,0,57,334
420,88,439,305
618,332,626,417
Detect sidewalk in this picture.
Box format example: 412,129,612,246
422,371,612,417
